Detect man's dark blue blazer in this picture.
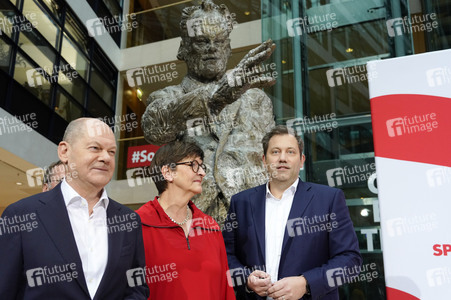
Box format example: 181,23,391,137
223,179,362,300
0,184,149,300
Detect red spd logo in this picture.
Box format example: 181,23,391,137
127,145,161,168
433,244,451,256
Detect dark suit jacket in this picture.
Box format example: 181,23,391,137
223,180,362,300
0,184,149,300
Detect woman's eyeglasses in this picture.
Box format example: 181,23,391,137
174,160,207,173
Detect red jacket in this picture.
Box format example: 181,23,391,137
137,197,236,300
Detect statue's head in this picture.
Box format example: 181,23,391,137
177,0,234,82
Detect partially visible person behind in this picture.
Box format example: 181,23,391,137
42,160,65,192
223,125,362,300
137,141,235,300
0,118,149,300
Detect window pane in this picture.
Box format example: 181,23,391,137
59,70,86,105
0,67,8,107
64,9,89,55
91,66,114,107
103,0,121,17
339,123,374,155
39,0,65,22
309,66,371,116
55,88,83,122
307,21,389,67
87,89,113,118
0,38,11,73
57,61,78,85
61,34,89,80
14,52,51,106
0,2,21,38
92,45,117,84
23,0,59,48
309,123,375,198
19,30,56,71
128,0,260,47
10,79,53,139
96,1,121,45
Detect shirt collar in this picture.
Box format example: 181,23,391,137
266,178,299,200
61,179,109,209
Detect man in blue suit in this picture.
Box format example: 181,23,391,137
223,125,361,300
0,118,149,299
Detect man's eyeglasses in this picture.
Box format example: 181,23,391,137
174,160,207,173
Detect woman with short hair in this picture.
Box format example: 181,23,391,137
137,140,235,300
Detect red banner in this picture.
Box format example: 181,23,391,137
127,144,161,168
371,94,451,167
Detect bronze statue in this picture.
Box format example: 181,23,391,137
142,0,276,221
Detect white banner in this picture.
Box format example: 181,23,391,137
369,49,451,300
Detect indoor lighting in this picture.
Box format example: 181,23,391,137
137,88,143,101
16,182,23,186
244,11,250,16
360,208,370,217
346,48,354,53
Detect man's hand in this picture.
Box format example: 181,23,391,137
267,276,307,300
247,270,272,297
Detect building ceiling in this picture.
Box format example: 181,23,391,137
0,148,41,215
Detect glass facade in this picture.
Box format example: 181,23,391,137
258,0,450,298
126,0,262,47
0,0,117,143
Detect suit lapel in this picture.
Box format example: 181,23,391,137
36,186,90,297
94,200,123,299
280,180,314,257
250,185,267,263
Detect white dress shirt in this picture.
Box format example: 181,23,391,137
265,178,299,300
61,179,109,299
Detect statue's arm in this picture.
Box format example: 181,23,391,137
141,87,213,145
